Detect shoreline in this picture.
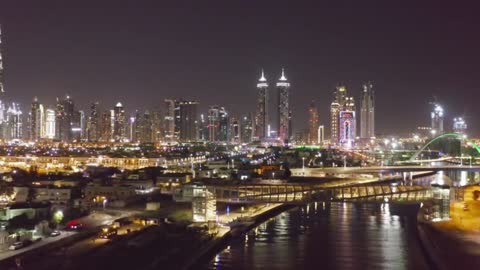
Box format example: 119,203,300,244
181,203,296,270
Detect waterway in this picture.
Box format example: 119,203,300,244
205,202,430,270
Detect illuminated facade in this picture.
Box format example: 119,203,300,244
277,68,291,142
45,109,56,139
30,97,45,141
163,99,176,142
360,82,375,139
339,97,356,147
255,69,268,140
230,117,241,144
175,100,198,142
330,85,347,144
87,102,99,142
208,105,228,142
318,125,325,144
6,103,22,140
308,101,319,144
241,113,254,143
431,103,444,135
55,96,75,142
113,102,126,142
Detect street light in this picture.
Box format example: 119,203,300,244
103,198,108,210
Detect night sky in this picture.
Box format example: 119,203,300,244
1,1,479,136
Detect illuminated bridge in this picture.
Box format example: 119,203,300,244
206,183,436,204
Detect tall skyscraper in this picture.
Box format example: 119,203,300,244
241,113,254,143
45,109,56,139
6,103,22,140
55,95,74,142
208,105,228,142
30,97,45,141
113,102,126,142
255,70,268,140
360,82,375,139
87,102,99,142
99,110,112,142
163,99,176,142
175,100,198,142
339,97,356,147
277,68,291,143
0,25,4,93
318,125,325,144
308,101,319,144
431,103,444,135
134,110,154,143
230,117,241,144
330,85,347,144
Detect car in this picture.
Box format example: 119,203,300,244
9,241,24,250
50,230,61,237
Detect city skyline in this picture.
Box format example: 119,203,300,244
0,3,479,136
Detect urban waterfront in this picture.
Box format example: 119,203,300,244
207,203,429,270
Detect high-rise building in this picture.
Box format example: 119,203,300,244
151,109,162,143
330,85,347,144
134,110,154,143
30,97,45,141
360,82,375,139
308,101,319,144
255,70,268,140
230,117,241,144
163,99,176,142
339,97,356,147
208,105,228,142
175,100,198,142
113,102,126,142
6,103,22,140
99,110,112,142
71,110,85,142
87,102,99,142
55,95,75,142
277,68,291,143
45,109,56,139
0,25,4,93
453,117,467,135
241,114,254,143
431,103,444,135
318,125,325,144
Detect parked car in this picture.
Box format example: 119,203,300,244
9,241,24,250
50,230,61,237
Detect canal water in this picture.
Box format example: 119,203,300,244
206,202,430,270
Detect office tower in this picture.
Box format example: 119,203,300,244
330,85,347,144
230,117,241,144
134,110,154,143
45,109,56,139
360,82,375,139
99,110,112,142
198,114,208,141
241,113,254,143
339,97,356,147
71,110,85,142
87,102,99,142
30,97,45,141
163,99,176,142
175,100,198,142
6,103,22,140
208,105,228,142
277,68,291,142
55,95,74,142
318,125,325,144
0,25,4,93
255,70,268,140
113,102,126,142
431,103,444,135
453,117,467,135
308,101,319,144
151,109,162,143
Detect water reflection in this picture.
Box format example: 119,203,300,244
207,203,429,270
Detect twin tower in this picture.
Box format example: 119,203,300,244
255,69,291,143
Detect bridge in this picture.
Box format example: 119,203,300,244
204,182,438,204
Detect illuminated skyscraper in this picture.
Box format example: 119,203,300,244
0,25,4,93
318,125,325,144
30,97,45,141
55,95,74,142
241,113,254,143
330,85,347,144
277,68,291,143
230,117,241,144
113,102,126,142
431,103,444,135
163,99,176,142
308,101,319,144
87,102,99,142
175,100,198,142
255,69,268,140
360,82,375,139
99,110,112,142
6,103,22,140
208,105,228,142
134,110,154,143
45,109,56,139
339,97,356,147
